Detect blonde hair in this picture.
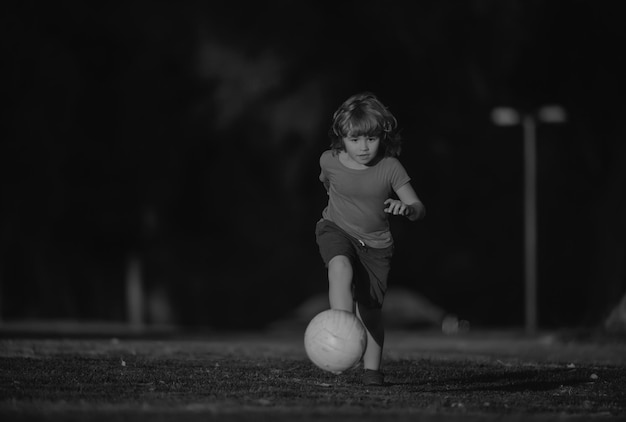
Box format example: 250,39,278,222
329,92,401,157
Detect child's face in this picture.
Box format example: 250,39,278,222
342,135,380,166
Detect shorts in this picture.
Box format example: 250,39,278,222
315,219,394,309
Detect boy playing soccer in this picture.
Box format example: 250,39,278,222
316,92,426,386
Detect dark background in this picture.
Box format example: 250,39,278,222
2,0,625,330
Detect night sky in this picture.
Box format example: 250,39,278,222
2,0,625,330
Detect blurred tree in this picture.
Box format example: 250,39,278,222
1,0,624,330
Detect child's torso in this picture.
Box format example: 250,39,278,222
320,150,409,247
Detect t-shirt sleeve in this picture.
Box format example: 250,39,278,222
319,170,326,183
319,151,330,183
389,158,411,191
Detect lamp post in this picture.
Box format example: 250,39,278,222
491,105,567,335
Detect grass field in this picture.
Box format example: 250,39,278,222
1,325,625,421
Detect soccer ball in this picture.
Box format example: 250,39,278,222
304,309,367,374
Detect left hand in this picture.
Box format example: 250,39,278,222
383,199,410,216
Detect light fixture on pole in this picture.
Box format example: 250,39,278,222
491,105,566,335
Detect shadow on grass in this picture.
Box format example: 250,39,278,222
387,367,591,393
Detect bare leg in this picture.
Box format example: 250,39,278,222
356,304,382,371
327,255,353,312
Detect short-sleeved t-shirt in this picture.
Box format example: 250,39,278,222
319,150,411,248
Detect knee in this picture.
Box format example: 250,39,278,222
329,255,351,273
328,255,352,283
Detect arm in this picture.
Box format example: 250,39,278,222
383,183,425,222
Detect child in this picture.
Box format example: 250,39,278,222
315,92,425,386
